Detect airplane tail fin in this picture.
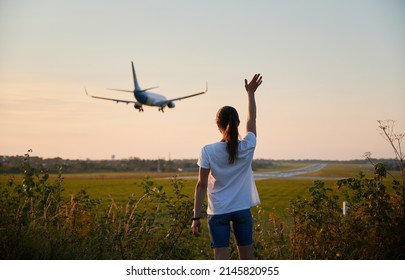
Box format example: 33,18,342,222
131,61,142,92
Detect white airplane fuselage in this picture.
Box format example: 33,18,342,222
135,91,174,107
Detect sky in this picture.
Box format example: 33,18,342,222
1,0,404,161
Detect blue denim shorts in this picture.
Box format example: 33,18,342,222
207,208,253,248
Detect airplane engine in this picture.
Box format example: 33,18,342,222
168,101,175,108
134,103,143,111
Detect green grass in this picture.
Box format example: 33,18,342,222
256,178,331,216
67,176,196,205
2,161,403,260
298,163,374,178
1,163,399,218
57,177,320,217
0,173,317,215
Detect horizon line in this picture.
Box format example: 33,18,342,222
0,154,396,162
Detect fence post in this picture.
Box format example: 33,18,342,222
343,201,350,217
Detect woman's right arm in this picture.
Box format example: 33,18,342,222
244,74,263,136
191,167,210,237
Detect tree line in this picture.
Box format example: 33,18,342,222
0,155,400,174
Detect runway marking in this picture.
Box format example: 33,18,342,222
253,163,327,179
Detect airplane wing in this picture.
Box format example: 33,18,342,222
85,88,138,105
107,86,159,93
106,88,133,93
164,83,208,103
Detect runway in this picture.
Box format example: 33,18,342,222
253,163,327,179
176,163,328,180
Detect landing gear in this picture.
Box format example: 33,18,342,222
158,107,165,113
134,104,144,112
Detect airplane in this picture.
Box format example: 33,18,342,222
85,61,207,112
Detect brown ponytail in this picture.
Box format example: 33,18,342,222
216,106,240,164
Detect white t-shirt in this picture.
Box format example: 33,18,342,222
197,132,261,215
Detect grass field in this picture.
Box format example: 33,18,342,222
1,162,403,259
2,162,393,218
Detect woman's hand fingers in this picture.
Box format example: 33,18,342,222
191,220,201,237
245,74,263,93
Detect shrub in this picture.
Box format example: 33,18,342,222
287,163,405,259
288,181,343,259
336,163,405,259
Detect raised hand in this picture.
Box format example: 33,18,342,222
244,74,263,94
245,73,262,135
